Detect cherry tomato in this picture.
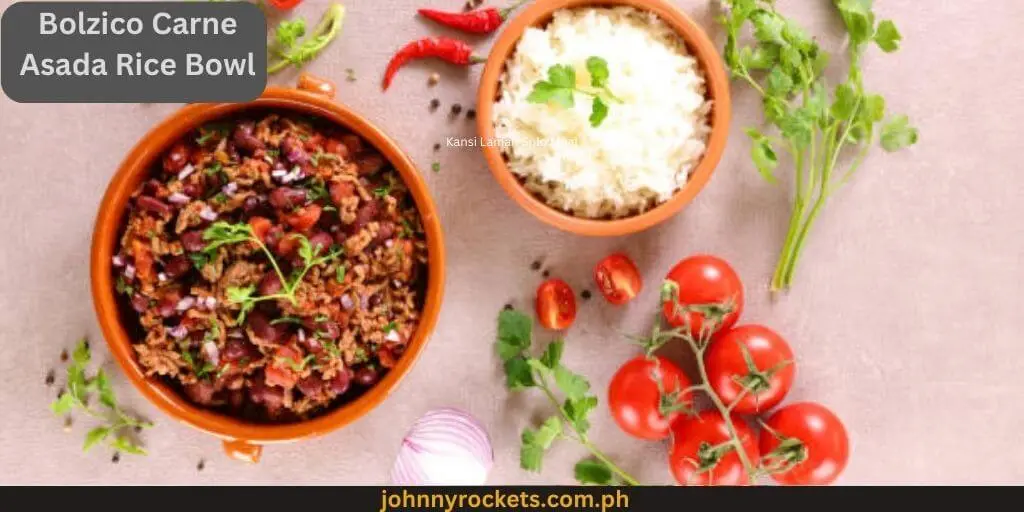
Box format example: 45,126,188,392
759,402,849,486
608,356,692,440
264,345,303,389
268,0,303,10
283,204,322,232
705,325,795,415
248,216,272,242
669,411,759,486
662,255,744,338
535,278,576,330
593,253,643,305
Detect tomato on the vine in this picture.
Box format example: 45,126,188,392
662,255,744,338
535,278,577,330
669,411,759,486
594,253,642,305
759,402,849,486
608,356,692,440
705,324,795,415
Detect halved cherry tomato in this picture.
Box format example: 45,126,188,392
283,204,322,232
662,255,744,339
608,356,692,440
705,324,795,415
248,216,272,242
268,0,303,10
594,253,642,305
759,402,849,486
535,278,576,330
265,345,303,389
669,410,759,486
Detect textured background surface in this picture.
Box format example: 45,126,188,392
1,0,1022,485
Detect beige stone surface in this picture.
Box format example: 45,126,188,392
1,0,1022,485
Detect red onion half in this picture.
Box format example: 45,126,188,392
390,408,493,485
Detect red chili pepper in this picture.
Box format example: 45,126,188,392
382,36,484,90
417,0,529,34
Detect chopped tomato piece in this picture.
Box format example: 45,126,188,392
329,181,355,204
248,216,272,242
594,253,643,305
283,204,322,232
265,345,303,389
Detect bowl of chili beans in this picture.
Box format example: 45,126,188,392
90,77,445,462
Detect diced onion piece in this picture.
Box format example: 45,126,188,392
168,324,188,339
112,255,125,267
340,294,355,311
124,264,136,280
202,341,220,367
199,206,218,222
222,182,238,196
385,328,402,343
176,296,196,312
168,192,191,205
177,164,195,181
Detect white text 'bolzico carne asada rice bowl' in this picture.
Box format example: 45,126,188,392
112,113,428,423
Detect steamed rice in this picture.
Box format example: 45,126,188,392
492,7,711,219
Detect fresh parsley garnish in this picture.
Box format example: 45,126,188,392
372,185,391,198
268,5,347,75
270,316,305,326
721,0,918,290
335,264,347,283
526,57,621,127
50,339,152,455
115,276,134,296
497,309,635,485
277,354,316,372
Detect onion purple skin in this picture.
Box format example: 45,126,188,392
390,408,493,485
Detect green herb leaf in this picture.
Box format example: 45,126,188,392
831,83,859,121
553,365,589,401
527,81,575,109
335,264,347,283
51,392,75,415
110,435,147,456
268,5,346,75
270,316,304,326
539,340,563,369
431,162,440,173
548,64,576,88
880,115,918,151
835,0,875,45
746,129,778,183
94,370,116,410
496,309,532,361
873,20,901,52
226,285,256,304
563,395,598,435
589,97,609,128
503,356,536,390
574,458,614,485
83,427,110,452
72,339,90,366
520,416,562,471
274,19,307,52
586,57,609,88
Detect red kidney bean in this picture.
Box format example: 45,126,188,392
308,232,334,255
182,182,203,198
329,181,356,205
162,142,191,174
354,366,379,387
268,187,308,210
351,200,380,231
232,121,264,153
258,272,283,296
319,321,341,340
183,381,217,405
249,375,284,410
300,334,323,354
323,138,350,160
130,293,149,313
137,195,172,216
227,389,245,409
332,230,347,246
329,369,352,395
223,339,260,362
374,221,395,245
143,179,164,196
355,154,386,175
340,134,364,155
181,230,206,252
163,255,191,279
297,376,325,398
247,311,281,343
281,136,310,165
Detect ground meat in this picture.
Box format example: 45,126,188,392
113,113,428,422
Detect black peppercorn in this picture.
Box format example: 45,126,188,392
197,459,206,471
503,303,513,311
429,99,441,111
542,270,551,278
466,109,477,120
581,290,592,300
433,143,441,152
45,370,55,386
111,452,121,464
450,104,463,116
530,260,542,271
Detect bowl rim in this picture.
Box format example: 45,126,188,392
90,87,446,444
475,0,731,237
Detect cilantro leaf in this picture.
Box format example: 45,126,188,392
574,459,614,485
72,339,90,366
274,19,306,51
589,97,609,128
520,416,562,472
83,427,110,452
94,369,116,410
503,356,536,390
746,128,778,183
586,57,609,88
51,393,74,415
547,64,576,88
831,83,859,121
527,81,575,109
563,395,598,435
268,5,346,75
539,340,563,369
110,436,147,456
553,365,589,401
497,309,532,361
874,20,901,52
880,115,918,151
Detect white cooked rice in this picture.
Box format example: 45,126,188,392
492,7,712,219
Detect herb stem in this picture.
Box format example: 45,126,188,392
537,380,639,486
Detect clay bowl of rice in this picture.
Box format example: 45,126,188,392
476,0,730,236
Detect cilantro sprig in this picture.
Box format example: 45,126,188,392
202,221,342,324
497,309,638,486
720,0,918,290
527,57,622,127
268,4,346,75
50,339,153,455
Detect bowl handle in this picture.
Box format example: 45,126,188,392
297,73,337,99
222,439,263,463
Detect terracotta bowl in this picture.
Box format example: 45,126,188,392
90,85,446,462
476,0,731,236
